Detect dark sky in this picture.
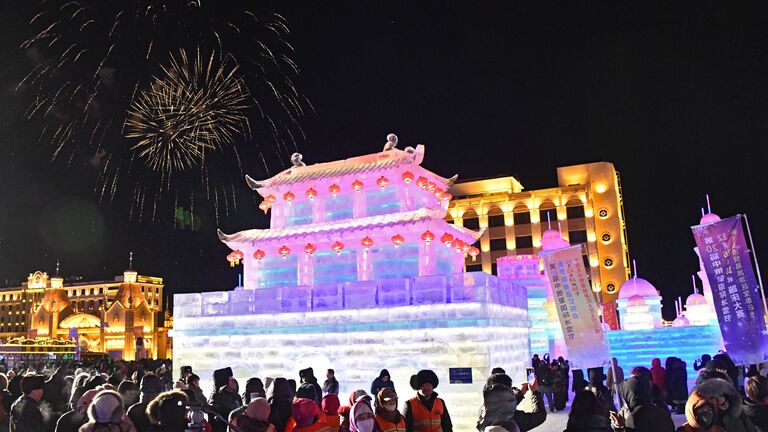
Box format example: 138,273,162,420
1,2,768,320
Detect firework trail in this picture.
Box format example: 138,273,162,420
20,0,310,223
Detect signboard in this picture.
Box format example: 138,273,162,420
541,245,611,369
692,214,768,365
449,367,473,384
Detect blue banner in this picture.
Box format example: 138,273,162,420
692,215,768,365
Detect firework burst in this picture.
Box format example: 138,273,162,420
126,49,251,174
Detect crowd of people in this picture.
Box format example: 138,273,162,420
0,351,766,432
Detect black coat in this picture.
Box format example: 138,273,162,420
477,384,517,432
54,409,87,432
620,376,675,432
209,389,243,432
565,414,612,432
371,378,395,398
515,390,547,432
127,401,151,432
665,360,688,403
268,379,292,432
743,399,768,432
10,395,45,432
572,370,587,393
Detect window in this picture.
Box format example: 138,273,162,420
462,216,480,230
539,207,557,224
569,230,588,244
466,264,483,273
487,207,505,227
567,205,585,219
491,263,498,276
513,212,530,225
99,288,104,294
490,238,507,251
515,235,533,249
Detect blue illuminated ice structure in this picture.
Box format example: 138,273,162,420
173,137,530,430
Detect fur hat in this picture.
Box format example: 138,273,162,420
88,390,125,423
410,370,439,390
21,374,45,395
299,367,315,380
147,391,189,428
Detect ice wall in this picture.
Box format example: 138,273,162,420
174,272,529,430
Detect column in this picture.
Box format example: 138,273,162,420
299,253,315,286
418,241,438,276
357,246,373,281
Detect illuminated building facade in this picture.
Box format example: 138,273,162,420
0,269,171,360
448,162,630,302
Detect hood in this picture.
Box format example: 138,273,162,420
483,384,518,416
621,376,653,411
652,359,662,368
685,391,718,430
695,378,743,418
268,378,292,403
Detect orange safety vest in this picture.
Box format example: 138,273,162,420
408,396,444,432
375,415,407,432
325,414,341,429
286,412,328,432
293,420,336,432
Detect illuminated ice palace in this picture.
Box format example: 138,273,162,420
172,136,530,429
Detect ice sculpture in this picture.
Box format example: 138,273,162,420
173,136,530,430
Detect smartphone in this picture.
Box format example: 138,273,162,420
525,367,535,384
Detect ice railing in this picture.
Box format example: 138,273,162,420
175,272,527,318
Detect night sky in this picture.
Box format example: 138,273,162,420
1,2,768,320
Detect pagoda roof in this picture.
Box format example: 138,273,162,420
245,145,457,192
218,207,483,246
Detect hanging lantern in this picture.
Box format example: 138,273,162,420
421,230,435,243
427,182,437,193
391,234,405,247
376,176,390,189
329,183,341,197
306,188,318,200
361,236,374,249
416,176,429,188
304,243,317,255
332,241,345,255
439,192,452,201
440,233,454,246
469,247,480,261
253,250,266,261
283,191,295,203
278,245,291,259
351,179,364,192
462,242,471,253
226,252,238,267
451,238,462,252
258,201,271,213
233,250,244,261
265,194,277,204
402,171,415,184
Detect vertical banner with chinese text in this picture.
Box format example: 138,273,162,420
692,214,768,365
541,245,611,369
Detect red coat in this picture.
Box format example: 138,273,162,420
651,358,667,391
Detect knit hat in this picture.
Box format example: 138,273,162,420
292,398,319,427
410,370,439,390
88,390,125,423
245,397,271,422
322,394,340,415
21,374,45,395
296,383,317,401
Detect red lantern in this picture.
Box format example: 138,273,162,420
283,191,295,203
329,184,341,197
253,250,266,261
439,192,452,201
258,201,271,213
402,171,415,184
306,188,318,200
332,241,345,254
469,247,480,261
427,182,437,192
226,252,237,267
416,176,428,188
265,194,277,204
376,176,389,189
391,234,405,247
351,179,364,192
451,238,462,252
421,230,435,243
304,243,317,255
462,242,471,253
278,245,291,259
361,236,374,249
440,233,454,246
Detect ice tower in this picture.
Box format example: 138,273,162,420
172,135,530,429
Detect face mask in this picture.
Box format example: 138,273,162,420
356,418,375,432
695,405,715,429
384,403,397,412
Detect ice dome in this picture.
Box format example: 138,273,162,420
627,295,648,309
700,213,721,225
672,314,690,327
618,277,659,299
541,229,569,251
686,293,707,306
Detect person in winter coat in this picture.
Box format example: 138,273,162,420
553,362,568,411
340,390,370,432
321,394,341,429
371,370,395,399
10,374,46,432
185,375,206,407
374,388,404,432
743,376,768,432
585,368,615,413
230,378,267,422
56,389,98,432
403,370,452,432
677,391,720,432
618,371,675,432
323,370,339,396
118,381,139,410
535,362,554,413
146,391,189,432
209,377,243,432
231,398,275,432
281,384,322,432
350,396,376,432
476,374,519,432
513,380,547,432
666,357,689,414
78,390,138,432
298,369,323,408
606,358,624,404
713,354,740,391
564,390,612,432
696,378,755,432
651,359,667,392
0,373,10,432
573,370,587,394
127,374,164,432
694,355,713,372
267,378,292,432
291,398,334,432
44,366,70,418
